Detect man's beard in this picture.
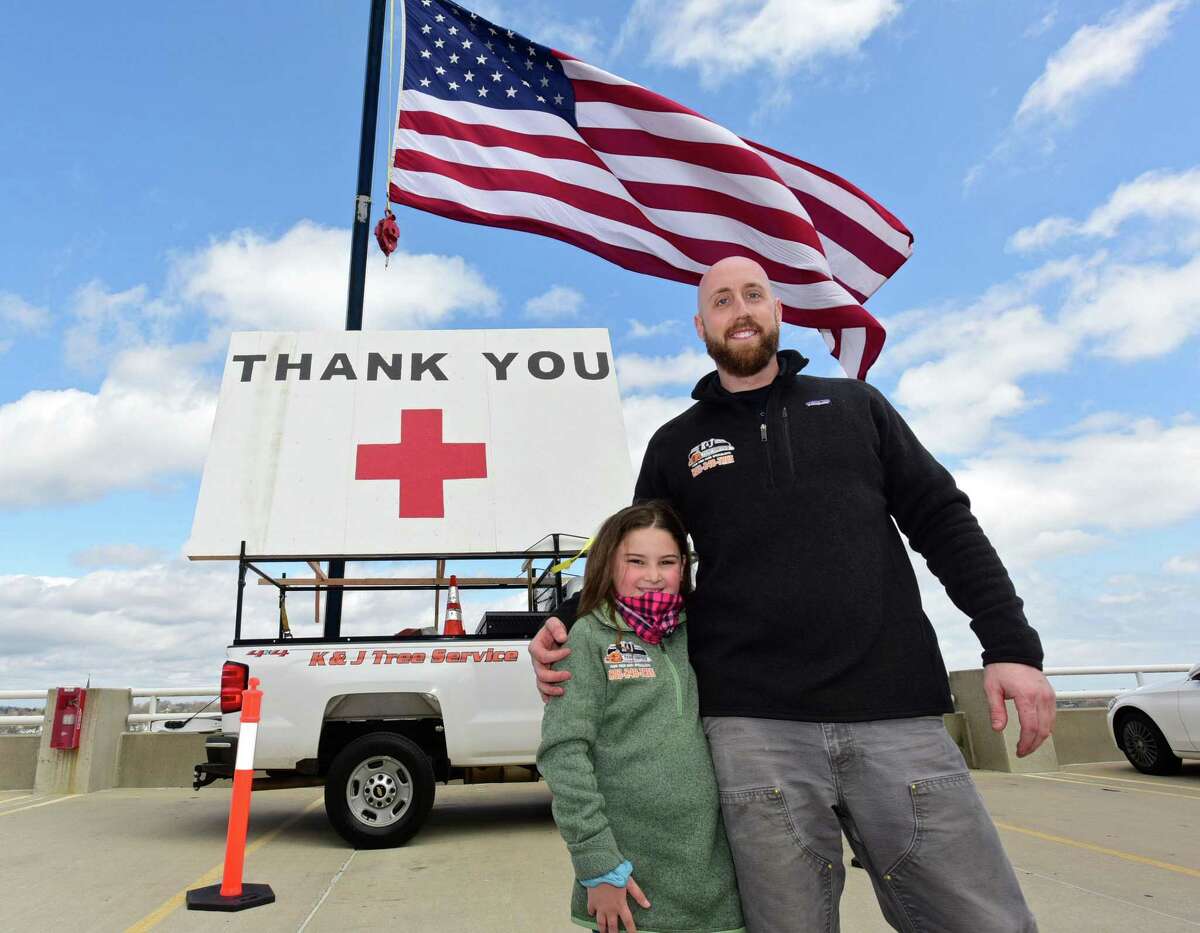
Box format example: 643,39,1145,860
703,317,780,377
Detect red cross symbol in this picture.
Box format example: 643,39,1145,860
355,409,488,518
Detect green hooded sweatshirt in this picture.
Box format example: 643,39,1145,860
537,604,744,933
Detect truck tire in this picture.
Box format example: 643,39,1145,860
324,732,436,848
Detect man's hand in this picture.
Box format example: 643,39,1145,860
587,877,651,933
530,616,571,702
983,662,1057,757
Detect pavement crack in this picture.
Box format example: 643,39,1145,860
297,849,358,933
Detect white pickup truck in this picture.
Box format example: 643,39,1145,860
195,555,578,849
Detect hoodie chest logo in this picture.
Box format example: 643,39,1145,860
688,438,736,478
604,641,656,681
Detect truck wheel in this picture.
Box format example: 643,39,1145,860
324,732,436,848
1117,710,1182,775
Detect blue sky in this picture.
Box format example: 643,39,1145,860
2,0,1198,688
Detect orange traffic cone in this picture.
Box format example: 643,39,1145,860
444,574,465,636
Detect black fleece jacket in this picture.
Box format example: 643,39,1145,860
560,349,1043,722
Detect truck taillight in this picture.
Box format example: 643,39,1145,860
221,661,249,714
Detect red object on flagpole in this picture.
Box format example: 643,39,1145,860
374,208,399,262
187,677,275,911
443,574,465,636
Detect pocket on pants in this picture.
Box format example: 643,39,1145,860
721,787,834,883
880,772,1028,932
882,772,975,878
719,786,835,932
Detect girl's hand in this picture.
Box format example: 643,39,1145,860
586,877,651,933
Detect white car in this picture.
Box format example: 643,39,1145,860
1108,663,1200,774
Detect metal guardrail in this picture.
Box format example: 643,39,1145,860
0,687,219,730
1044,664,1193,701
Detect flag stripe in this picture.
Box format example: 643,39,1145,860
747,138,913,244
400,107,609,170
749,142,913,257
393,135,833,278
392,153,833,287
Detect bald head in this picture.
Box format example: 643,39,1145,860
697,256,774,313
693,256,783,382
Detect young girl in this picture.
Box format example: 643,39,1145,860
538,502,744,933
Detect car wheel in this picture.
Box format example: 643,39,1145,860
324,732,436,848
1117,710,1183,775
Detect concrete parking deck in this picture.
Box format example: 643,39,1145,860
1,762,1197,932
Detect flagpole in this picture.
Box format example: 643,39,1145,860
326,0,390,638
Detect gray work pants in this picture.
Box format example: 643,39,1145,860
703,715,1037,933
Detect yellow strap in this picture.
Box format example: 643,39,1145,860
382,0,396,213
550,538,592,574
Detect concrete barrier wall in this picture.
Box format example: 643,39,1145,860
950,668,1127,771
942,712,974,768
0,736,40,789
1052,708,1122,765
3,672,1125,790
117,733,209,788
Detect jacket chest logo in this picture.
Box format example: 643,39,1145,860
688,437,736,478
604,641,656,681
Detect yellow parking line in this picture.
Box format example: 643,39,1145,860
0,795,79,817
1066,771,1200,793
1019,771,1200,801
995,821,1200,879
0,793,36,806
124,795,325,932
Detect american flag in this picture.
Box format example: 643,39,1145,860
389,0,914,378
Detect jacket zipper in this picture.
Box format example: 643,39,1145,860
660,644,683,717
781,405,795,478
759,410,776,487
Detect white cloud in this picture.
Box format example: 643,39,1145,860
616,348,712,393
1061,253,1200,360
627,318,681,339
524,285,584,321
0,560,496,689
1164,554,1200,574
1016,1,1185,124
71,544,164,569
621,393,694,472
968,4,1186,187
0,292,50,332
920,559,1200,671
0,344,217,508
955,417,1200,567
1025,3,1059,39
895,166,1200,450
892,303,1077,454
0,292,51,356
1009,166,1200,252
619,0,901,86
63,281,177,371
175,221,500,332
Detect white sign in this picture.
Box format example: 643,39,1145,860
186,329,633,559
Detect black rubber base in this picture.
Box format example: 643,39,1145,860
186,882,275,911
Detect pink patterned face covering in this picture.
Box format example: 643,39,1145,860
613,591,684,644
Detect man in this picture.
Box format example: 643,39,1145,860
532,256,1054,932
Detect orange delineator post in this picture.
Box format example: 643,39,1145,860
186,677,275,911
